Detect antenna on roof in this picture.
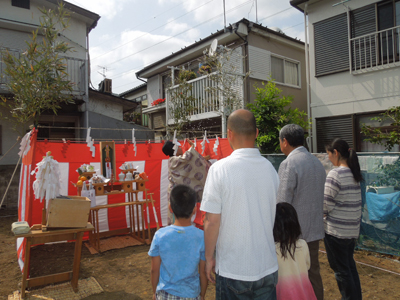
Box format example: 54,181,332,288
97,65,109,78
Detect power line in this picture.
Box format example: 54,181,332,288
283,22,304,30
258,7,292,22
91,0,215,61
91,0,193,48
95,2,301,90
105,0,253,66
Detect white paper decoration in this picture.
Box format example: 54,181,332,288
31,152,61,205
201,130,210,154
86,127,95,157
213,136,219,156
18,131,32,158
172,130,181,156
132,129,137,156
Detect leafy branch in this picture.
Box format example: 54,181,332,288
0,3,74,133
248,80,309,153
360,106,400,151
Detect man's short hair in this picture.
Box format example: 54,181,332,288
162,141,175,157
170,185,197,219
227,110,257,137
279,124,304,147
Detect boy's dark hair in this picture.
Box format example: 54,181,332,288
170,184,197,219
273,202,302,260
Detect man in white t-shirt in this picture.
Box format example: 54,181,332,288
200,109,280,300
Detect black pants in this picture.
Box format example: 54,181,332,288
324,233,362,300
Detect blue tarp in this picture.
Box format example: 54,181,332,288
365,191,400,222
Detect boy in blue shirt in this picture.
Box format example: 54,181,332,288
149,184,207,300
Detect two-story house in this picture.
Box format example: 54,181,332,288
291,0,400,152
136,18,307,140
0,0,154,166
0,0,99,160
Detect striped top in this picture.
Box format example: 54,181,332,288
324,167,362,239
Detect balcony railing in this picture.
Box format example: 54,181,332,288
350,25,400,74
0,47,87,96
166,72,243,125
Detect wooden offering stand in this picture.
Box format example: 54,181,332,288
17,211,93,299
82,177,153,253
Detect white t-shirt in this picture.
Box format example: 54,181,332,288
200,148,279,281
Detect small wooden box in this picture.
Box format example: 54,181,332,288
136,180,147,191
46,196,91,228
121,181,134,193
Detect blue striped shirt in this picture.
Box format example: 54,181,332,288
324,167,362,239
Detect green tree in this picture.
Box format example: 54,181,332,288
166,46,249,136
167,69,198,133
360,106,400,151
247,80,309,153
0,3,74,133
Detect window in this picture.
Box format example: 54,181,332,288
12,0,30,9
162,74,171,100
350,1,400,69
142,114,149,127
316,115,354,153
316,112,399,153
314,13,349,76
271,56,300,87
356,113,399,152
377,0,400,62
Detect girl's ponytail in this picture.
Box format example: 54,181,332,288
348,148,363,182
326,138,363,182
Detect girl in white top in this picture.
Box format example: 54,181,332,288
273,202,317,300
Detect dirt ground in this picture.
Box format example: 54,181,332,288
1,209,400,300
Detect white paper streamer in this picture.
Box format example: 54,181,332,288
18,131,32,158
86,127,91,143
213,135,219,156
132,129,137,156
90,139,95,157
172,130,181,156
201,130,210,154
86,127,95,157
31,152,61,206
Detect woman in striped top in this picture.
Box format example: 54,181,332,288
324,138,363,300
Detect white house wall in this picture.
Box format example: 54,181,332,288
306,0,400,151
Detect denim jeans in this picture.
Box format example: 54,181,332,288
324,233,362,300
215,271,278,300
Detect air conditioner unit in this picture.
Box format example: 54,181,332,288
104,78,112,94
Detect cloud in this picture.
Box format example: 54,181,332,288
73,0,130,20
164,19,201,41
90,29,195,93
86,0,305,93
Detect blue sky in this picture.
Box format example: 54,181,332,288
66,0,304,94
